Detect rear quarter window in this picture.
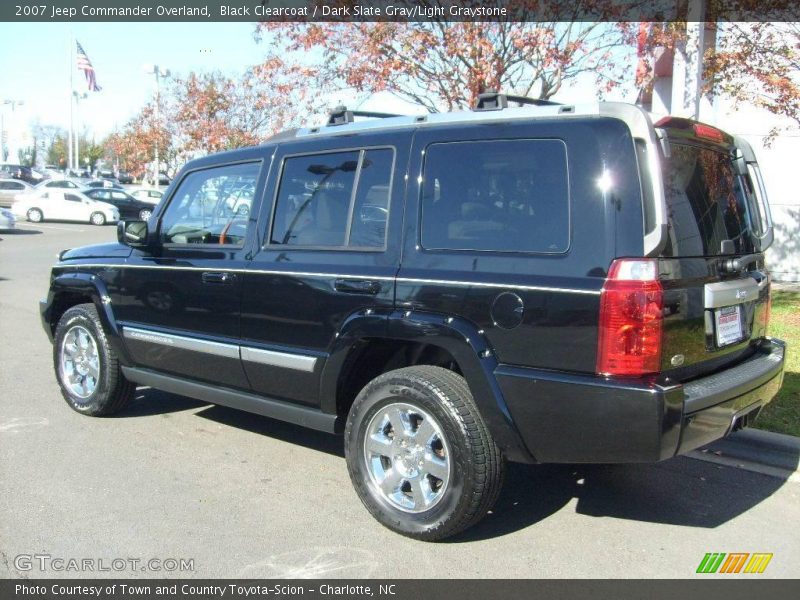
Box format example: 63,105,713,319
420,139,570,253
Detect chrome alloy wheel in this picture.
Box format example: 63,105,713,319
59,325,100,400
363,402,451,513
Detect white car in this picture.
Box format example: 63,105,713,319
0,207,15,230
12,190,119,225
130,188,164,204
34,178,84,191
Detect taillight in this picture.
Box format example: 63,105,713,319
596,259,664,377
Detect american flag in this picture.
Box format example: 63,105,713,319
76,41,101,92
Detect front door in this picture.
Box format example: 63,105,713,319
113,159,266,389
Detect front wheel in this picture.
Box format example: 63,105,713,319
138,209,152,221
345,366,504,541
90,212,106,226
54,303,135,416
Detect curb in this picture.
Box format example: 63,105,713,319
688,429,800,482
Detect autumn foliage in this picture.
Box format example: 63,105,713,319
254,19,635,113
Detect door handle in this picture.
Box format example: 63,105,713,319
334,279,382,295
202,272,236,285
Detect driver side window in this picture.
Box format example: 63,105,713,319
159,162,261,246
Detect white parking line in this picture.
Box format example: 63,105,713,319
15,223,88,232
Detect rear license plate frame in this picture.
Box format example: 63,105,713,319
715,304,744,347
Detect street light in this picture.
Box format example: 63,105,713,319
1,99,25,163
143,64,170,186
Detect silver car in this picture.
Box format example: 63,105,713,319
0,178,32,208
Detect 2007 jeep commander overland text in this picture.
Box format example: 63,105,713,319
41,94,786,540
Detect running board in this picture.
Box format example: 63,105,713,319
121,367,338,433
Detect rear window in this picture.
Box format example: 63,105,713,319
661,143,758,256
420,139,569,253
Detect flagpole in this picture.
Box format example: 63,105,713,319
67,32,74,171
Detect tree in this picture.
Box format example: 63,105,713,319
107,69,283,178
46,135,69,168
255,10,634,114
708,23,800,140
17,145,36,167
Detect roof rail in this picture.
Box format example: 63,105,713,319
474,91,560,111
327,105,405,126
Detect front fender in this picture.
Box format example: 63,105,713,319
321,309,535,463
42,271,132,366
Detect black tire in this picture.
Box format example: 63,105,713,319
53,303,135,416
345,366,504,541
26,208,43,223
138,209,152,221
90,212,106,226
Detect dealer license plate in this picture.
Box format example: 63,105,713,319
715,305,744,346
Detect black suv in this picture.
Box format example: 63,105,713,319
41,96,786,540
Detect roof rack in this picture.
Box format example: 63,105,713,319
327,105,404,126
474,91,560,111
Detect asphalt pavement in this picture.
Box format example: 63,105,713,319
1,222,798,579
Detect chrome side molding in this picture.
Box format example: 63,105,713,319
123,326,318,372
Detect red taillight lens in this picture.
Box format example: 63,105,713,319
596,259,664,377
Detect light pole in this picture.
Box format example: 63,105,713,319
72,91,87,173
143,64,170,186
1,99,25,163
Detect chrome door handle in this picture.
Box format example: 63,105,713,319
202,272,236,285
334,279,382,295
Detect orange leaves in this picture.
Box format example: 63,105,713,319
254,20,630,114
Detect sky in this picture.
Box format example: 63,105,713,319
0,21,638,154
0,22,268,142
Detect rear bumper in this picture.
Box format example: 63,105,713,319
497,338,786,463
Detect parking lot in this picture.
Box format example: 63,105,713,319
1,221,798,578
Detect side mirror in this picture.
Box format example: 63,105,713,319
118,220,149,248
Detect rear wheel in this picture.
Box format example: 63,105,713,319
26,208,43,223
90,212,106,226
54,303,135,416
138,209,152,221
345,366,504,541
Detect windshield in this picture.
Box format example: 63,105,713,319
661,143,759,257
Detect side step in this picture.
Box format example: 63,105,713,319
121,367,338,433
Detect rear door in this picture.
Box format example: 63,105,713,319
654,122,771,380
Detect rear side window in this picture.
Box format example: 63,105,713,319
271,148,394,248
421,139,570,253
662,144,757,256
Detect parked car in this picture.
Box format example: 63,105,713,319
82,188,154,221
130,188,163,204
35,178,83,191
0,207,15,230
144,172,171,186
115,171,134,185
13,189,118,225
0,178,33,207
0,164,45,185
84,179,121,190
40,96,785,541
